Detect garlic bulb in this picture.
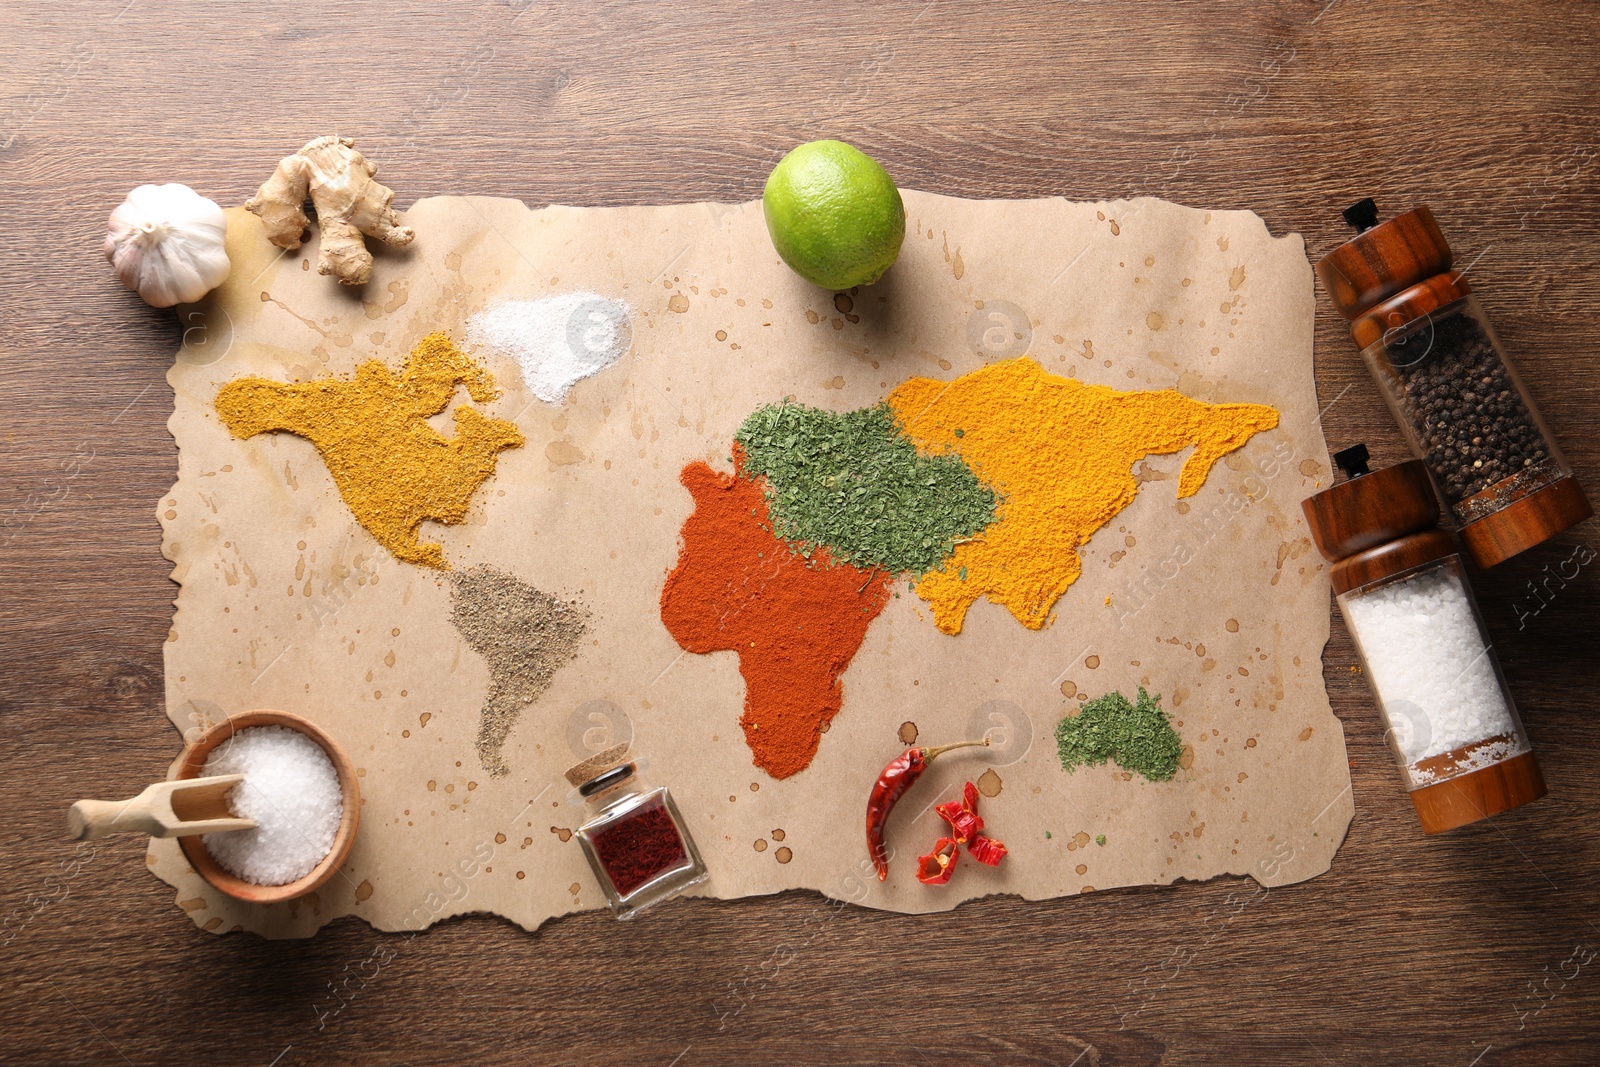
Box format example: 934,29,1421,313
104,183,231,308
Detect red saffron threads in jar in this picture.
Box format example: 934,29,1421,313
587,797,688,897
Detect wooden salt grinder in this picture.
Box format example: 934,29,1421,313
1303,444,1546,833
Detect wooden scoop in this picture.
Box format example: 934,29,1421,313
68,775,256,841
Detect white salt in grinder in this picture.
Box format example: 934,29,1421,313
1303,444,1546,833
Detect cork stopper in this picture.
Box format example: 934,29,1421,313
564,743,631,788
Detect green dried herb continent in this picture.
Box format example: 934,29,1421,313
734,400,997,576
1055,686,1183,782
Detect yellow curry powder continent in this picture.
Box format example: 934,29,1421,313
887,358,1279,634
214,332,524,569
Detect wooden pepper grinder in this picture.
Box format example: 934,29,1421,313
1315,200,1591,568
1303,444,1546,833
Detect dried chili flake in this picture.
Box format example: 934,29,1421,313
935,781,985,844
921,781,1007,881
915,837,960,885
968,834,1008,867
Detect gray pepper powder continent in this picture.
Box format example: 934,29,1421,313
449,566,590,777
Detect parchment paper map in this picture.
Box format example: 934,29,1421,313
151,192,1352,937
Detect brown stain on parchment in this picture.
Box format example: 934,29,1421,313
546,440,586,467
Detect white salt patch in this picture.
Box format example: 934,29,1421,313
467,292,632,404
201,725,343,886
1342,566,1521,778
1435,736,1521,781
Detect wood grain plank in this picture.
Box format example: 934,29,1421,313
3,1,1599,1063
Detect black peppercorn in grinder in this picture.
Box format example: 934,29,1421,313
1314,201,1591,568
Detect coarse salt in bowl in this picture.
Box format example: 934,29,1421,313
175,710,360,905
201,725,343,885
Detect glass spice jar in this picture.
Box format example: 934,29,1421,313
1315,200,1592,568
566,744,707,919
1303,444,1546,833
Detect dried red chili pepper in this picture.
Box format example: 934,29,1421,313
866,739,989,881
935,781,985,844
968,834,1008,867
915,837,960,885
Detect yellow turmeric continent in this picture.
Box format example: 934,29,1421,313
888,358,1278,634
214,333,524,569
246,136,415,286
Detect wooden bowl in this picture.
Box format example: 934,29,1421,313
173,709,360,905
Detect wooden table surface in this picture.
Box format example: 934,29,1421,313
5,2,1599,1063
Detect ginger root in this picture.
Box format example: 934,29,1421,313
246,136,415,286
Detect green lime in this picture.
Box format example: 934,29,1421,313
762,140,906,290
